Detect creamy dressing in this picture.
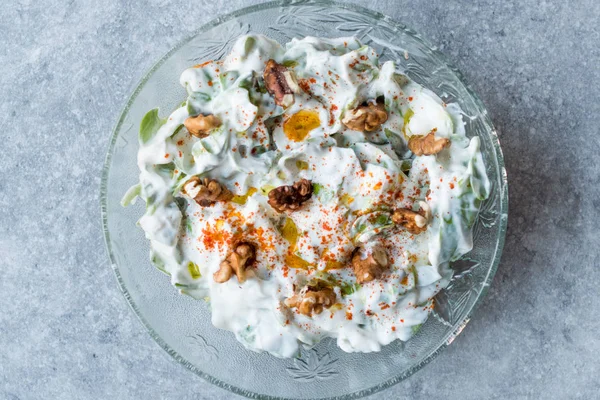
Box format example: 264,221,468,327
125,34,490,357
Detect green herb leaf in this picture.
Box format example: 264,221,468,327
171,124,184,138
402,108,414,137
312,183,323,195
295,160,309,170
375,214,391,225
244,36,256,56
282,59,298,68
340,282,361,296
187,261,201,279
411,324,423,335
139,108,167,144
120,184,141,207
150,251,170,276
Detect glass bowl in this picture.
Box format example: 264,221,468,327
101,1,508,398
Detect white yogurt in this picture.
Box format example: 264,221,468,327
125,34,490,357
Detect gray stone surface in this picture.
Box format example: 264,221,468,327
1,0,599,398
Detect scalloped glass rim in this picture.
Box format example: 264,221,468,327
100,1,508,399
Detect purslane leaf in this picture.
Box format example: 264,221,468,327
139,108,167,144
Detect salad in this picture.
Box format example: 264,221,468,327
122,34,490,358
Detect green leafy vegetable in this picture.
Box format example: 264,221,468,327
139,108,167,144
402,108,414,137
120,184,141,207
281,60,298,68
244,36,256,56
188,261,201,279
150,251,170,276
393,73,410,87
296,160,309,170
312,183,334,203
411,324,423,335
340,282,361,296
171,124,184,138
155,162,175,176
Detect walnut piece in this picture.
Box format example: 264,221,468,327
351,244,389,284
182,176,233,207
408,131,450,156
214,242,256,283
285,286,336,316
342,100,388,132
263,59,299,108
268,179,313,212
392,201,431,234
184,114,221,138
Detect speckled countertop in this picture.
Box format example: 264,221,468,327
1,0,599,399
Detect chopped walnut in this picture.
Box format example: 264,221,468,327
184,114,222,138
214,242,256,283
351,244,389,284
285,286,336,316
268,179,313,212
392,201,431,234
263,59,299,108
182,176,233,207
342,100,388,132
408,131,450,156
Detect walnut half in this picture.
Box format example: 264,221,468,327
263,59,299,108
214,242,256,283
184,114,221,138
342,100,388,132
351,244,389,284
285,286,336,316
182,177,233,207
268,179,313,212
408,131,450,156
392,201,431,234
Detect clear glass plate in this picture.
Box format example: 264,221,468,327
101,1,508,398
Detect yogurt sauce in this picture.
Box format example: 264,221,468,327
123,34,490,357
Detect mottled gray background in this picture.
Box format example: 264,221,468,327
1,0,599,399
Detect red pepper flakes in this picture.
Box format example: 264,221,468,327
298,79,311,94
408,97,414,101
346,312,353,320
194,60,213,68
